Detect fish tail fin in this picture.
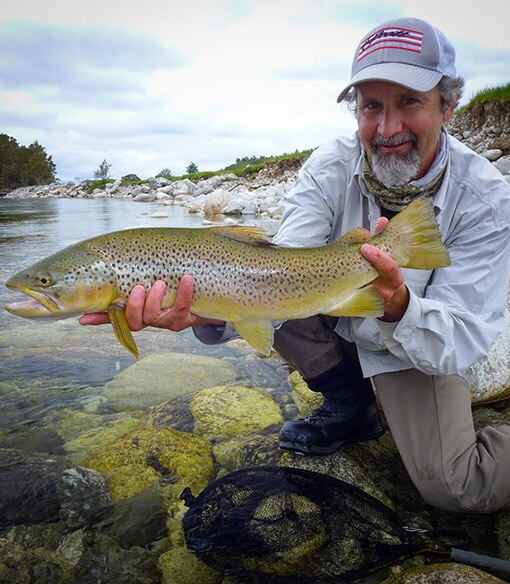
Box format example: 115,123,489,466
385,197,451,270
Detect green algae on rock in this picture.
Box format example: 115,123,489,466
287,370,323,416
213,433,281,472
158,546,223,584
49,409,144,464
0,538,75,584
382,561,507,583
102,352,236,412
83,427,214,500
190,385,283,440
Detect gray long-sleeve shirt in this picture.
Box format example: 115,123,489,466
196,132,510,378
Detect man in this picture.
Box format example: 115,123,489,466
81,17,510,513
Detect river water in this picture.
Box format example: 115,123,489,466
0,199,216,387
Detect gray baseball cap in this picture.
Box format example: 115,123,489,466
337,17,457,103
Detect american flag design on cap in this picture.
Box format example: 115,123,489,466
358,26,424,62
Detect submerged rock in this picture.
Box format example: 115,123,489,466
0,538,74,584
57,466,110,531
190,385,283,441
83,427,214,501
102,352,236,412
101,488,169,550
74,534,160,584
158,546,222,584
49,409,144,464
382,561,506,583
213,433,281,472
0,449,70,527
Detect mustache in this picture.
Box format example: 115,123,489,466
371,132,418,149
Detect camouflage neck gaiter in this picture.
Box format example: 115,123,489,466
361,149,446,212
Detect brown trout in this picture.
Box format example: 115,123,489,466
4,197,450,358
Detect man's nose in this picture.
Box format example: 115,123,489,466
377,108,404,136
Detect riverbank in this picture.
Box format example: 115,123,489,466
4,134,510,224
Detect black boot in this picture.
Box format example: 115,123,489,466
279,356,384,455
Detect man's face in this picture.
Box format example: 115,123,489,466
356,81,455,187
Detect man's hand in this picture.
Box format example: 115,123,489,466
360,217,410,323
79,275,224,331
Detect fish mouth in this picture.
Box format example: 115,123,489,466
4,284,63,316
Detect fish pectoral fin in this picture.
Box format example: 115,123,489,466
325,284,384,317
231,319,274,356
108,303,140,360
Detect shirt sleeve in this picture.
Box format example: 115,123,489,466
273,166,336,247
375,208,510,375
193,322,238,345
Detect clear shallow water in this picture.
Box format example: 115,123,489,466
0,198,275,424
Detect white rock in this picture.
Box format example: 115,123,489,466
468,287,510,403
493,156,510,176
203,189,232,216
133,192,155,202
157,185,174,194
483,149,503,162
150,211,169,218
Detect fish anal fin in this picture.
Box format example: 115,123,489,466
337,227,372,244
108,303,140,360
325,284,384,317
231,319,274,355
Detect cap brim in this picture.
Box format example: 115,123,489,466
336,63,443,103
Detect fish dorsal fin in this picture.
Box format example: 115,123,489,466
337,227,372,245
211,226,274,247
230,318,274,356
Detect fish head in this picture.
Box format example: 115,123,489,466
4,243,119,319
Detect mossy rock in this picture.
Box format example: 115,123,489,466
102,352,236,411
191,385,283,440
382,561,507,583
0,538,74,584
213,433,281,472
287,370,323,416
159,546,222,584
279,435,399,510
83,427,214,500
49,409,144,463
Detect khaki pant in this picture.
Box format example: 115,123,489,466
274,317,510,512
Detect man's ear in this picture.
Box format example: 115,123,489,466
442,100,457,123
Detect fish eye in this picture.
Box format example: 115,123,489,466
36,272,52,287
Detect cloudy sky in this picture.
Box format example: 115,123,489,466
1,0,508,181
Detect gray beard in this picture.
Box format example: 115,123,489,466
371,134,421,188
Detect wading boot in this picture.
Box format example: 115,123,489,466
279,357,384,456
279,400,384,455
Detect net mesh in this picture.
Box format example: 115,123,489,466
181,466,423,581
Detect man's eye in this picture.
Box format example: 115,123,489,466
361,102,380,112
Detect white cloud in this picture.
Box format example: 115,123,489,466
0,0,508,180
